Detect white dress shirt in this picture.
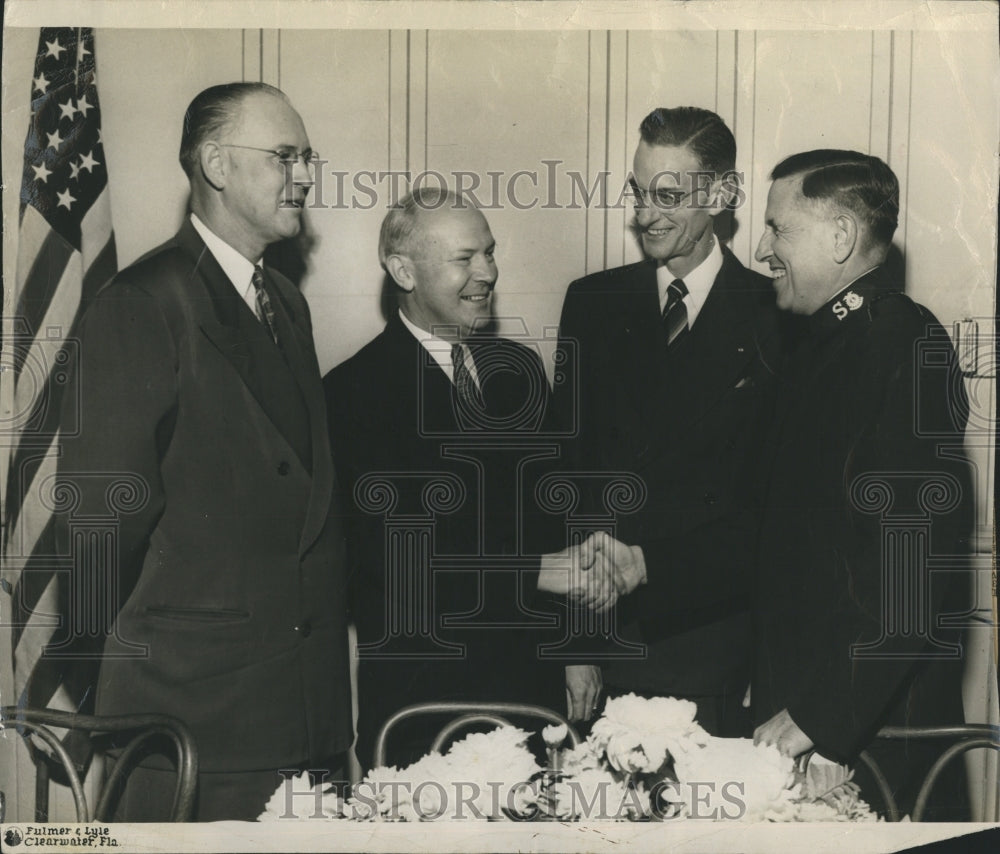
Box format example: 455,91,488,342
189,212,263,319
398,309,481,389
656,237,724,329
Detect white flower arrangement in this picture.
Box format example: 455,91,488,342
258,695,879,823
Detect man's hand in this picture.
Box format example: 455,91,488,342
565,664,603,722
538,536,618,612
587,531,647,597
753,708,814,758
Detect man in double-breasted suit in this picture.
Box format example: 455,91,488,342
326,190,609,771
55,83,352,820
554,107,782,736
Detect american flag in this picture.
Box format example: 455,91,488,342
2,27,116,730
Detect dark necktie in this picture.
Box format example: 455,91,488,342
452,342,483,408
251,264,280,346
662,277,689,349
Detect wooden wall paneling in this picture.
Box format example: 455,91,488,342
388,30,409,174
279,30,393,374
585,30,610,277
887,30,913,258
746,31,875,277
424,30,590,349
730,30,757,267
622,30,723,267
604,31,629,271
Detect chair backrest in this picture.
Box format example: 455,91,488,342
0,706,198,822
863,724,1000,821
372,701,581,770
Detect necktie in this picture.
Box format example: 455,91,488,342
662,277,689,349
251,265,280,346
452,342,483,408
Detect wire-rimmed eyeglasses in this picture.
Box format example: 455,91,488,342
221,144,320,169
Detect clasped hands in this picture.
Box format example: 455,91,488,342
538,531,646,612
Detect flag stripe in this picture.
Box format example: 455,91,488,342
12,230,76,374
80,187,112,272
82,233,116,302
5,27,117,726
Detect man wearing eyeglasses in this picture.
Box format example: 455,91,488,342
553,106,782,736
54,82,351,820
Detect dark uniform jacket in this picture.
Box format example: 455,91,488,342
753,265,973,771
325,315,566,770
56,219,353,773
554,247,782,699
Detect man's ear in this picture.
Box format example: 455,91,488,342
708,174,736,218
200,141,226,191
385,254,416,292
832,213,858,263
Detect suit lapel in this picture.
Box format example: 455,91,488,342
609,261,667,415
660,252,761,429
263,269,335,556
176,221,331,556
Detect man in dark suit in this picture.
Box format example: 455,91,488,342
554,107,781,736
55,83,352,820
325,189,611,771
750,150,972,819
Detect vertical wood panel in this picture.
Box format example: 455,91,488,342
868,31,893,162
887,30,913,254
409,30,428,177
388,30,408,175
731,30,757,266
424,30,590,350
746,31,875,274
585,31,609,276
279,30,392,374
605,31,630,269
261,29,280,86
622,30,720,266
243,28,261,82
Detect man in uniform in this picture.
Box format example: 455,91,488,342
751,149,973,819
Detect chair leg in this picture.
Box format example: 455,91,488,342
34,759,49,822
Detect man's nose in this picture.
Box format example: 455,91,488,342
635,200,659,227
474,255,497,283
754,231,772,263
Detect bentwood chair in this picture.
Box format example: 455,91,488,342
861,724,1000,821
0,706,198,822
372,702,581,770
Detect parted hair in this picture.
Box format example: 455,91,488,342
378,187,469,269
771,149,899,247
179,82,287,178
638,107,737,175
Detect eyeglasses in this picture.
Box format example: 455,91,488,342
221,144,320,169
627,180,699,211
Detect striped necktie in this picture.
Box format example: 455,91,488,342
662,277,689,349
251,264,280,346
452,342,483,408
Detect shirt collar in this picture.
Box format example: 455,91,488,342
398,308,461,382
805,266,893,338
656,237,723,328
189,212,261,300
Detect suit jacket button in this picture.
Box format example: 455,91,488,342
703,492,717,505
300,621,312,638
277,461,290,476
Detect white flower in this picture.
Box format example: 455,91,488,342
258,771,345,821
672,737,796,821
589,694,708,774
542,723,568,747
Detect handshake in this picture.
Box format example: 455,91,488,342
538,531,647,612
